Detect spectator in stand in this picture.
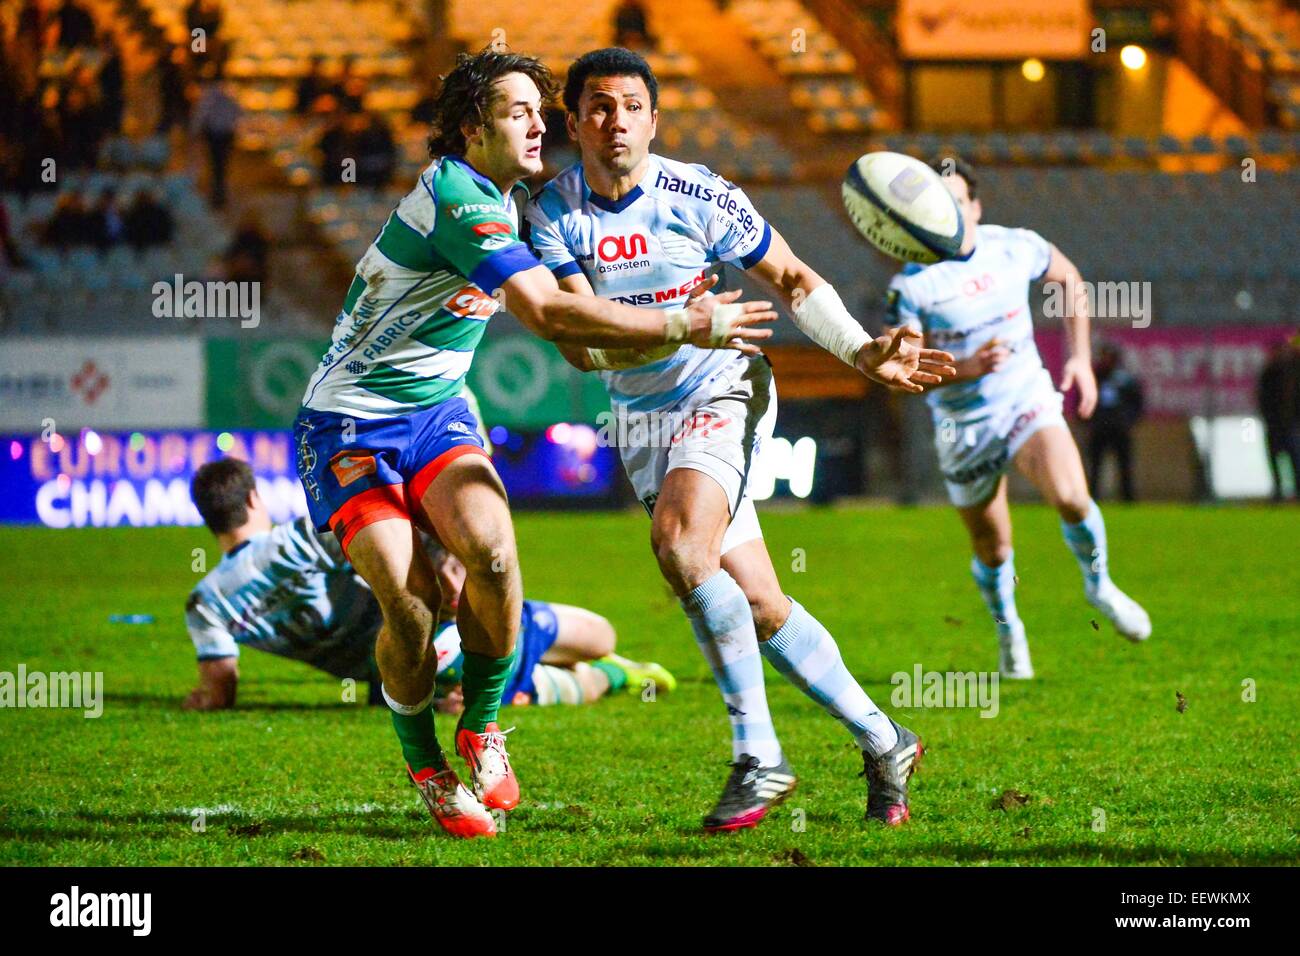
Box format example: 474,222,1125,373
9,1,44,103
295,55,329,114
1258,336,1300,502
60,68,106,169
123,188,175,250
157,46,194,134
612,0,656,51
410,84,436,126
0,197,32,272
1086,341,1144,502
41,190,96,249
318,104,350,185
55,0,97,50
354,110,396,189
191,67,240,208
186,0,224,62
98,35,125,134
337,74,368,115
87,186,125,249
222,212,270,286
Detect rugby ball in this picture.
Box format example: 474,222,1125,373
842,151,964,264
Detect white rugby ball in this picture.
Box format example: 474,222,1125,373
842,151,964,264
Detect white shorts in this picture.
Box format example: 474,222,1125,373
619,355,774,555
934,368,1066,508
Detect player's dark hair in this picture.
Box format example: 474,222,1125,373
929,154,978,200
191,458,257,535
563,47,658,114
426,48,557,159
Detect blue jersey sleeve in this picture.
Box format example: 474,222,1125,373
701,175,771,269
885,271,924,332
185,589,239,661
524,193,583,280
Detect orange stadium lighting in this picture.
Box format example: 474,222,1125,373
1021,58,1046,83
1120,44,1148,70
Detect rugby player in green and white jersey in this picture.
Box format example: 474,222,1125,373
292,49,776,839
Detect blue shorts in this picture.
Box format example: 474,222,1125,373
503,600,560,703
293,399,489,552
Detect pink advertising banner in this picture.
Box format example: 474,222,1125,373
1035,325,1296,419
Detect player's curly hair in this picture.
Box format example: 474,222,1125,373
191,458,257,535
928,154,978,200
563,47,659,113
426,49,558,159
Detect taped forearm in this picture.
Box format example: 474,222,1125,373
792,283,870,367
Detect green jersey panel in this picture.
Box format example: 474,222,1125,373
301,155,540,419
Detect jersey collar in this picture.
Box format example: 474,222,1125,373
582,159,651,213
446,153,534,213
225,539,253,559
445,154,495,191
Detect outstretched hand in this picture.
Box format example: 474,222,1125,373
855,326,956,393
684,281,777,355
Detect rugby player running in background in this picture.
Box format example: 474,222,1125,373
883,156,1151,680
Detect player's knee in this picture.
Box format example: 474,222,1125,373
376,589,430,637
750,592,790,642
1056,492,1092,525
651,526,712,588
458,534,517,582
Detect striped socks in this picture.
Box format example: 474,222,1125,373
1060,499,1110,590
681,569,783,767
971,551,1024,637
760,599,898,757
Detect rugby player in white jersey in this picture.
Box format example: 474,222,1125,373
883,157,1152,679
526,48,956,830
292,49,776,838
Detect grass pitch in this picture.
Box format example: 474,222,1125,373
1,504,1296,866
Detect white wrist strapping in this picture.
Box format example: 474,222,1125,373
663,307,691,344
662,303,745,347
793,283,871,367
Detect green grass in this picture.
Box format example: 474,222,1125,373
1,504,1297,866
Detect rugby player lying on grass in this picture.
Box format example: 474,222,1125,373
181,457,674,712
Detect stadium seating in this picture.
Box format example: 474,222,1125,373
0,171,306,335
733,167,1299,340
445,0,797,181
728,0,885,135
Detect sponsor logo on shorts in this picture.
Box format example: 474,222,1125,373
330,451,378,488
943,446,1008,486
597,406,725,449
447,421,475,437
295,420,321,501
671,411,730,445
1006,404,1044,445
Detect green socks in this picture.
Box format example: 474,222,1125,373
386,692,444,773
460,649,517,733
591,657,629,694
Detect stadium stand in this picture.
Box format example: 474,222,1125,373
446,0,797,181
729,0,887,134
